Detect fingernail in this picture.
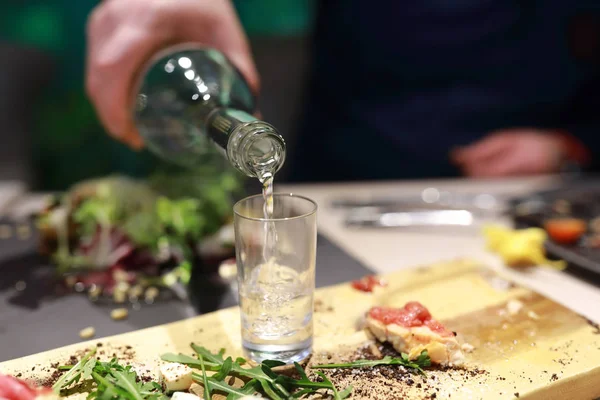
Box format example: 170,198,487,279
122,128,144,150
129,136,145,150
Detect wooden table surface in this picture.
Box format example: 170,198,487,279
2,259,599,400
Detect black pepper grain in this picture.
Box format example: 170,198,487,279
515,393,520,398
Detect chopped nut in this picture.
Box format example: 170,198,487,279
115,281,130,293
65,276,77,288
88,285,102,300
16,224,31,239
461,343,475,353
113,289,127,304
369,342,382,358
79,327,96,339
0,224,12,239
128,285,144,299
527,310,540,320
507,299,524,315
110,308,129,321
145,287,159,302
113,269,130,282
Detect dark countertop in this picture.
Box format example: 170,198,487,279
0,221,371,362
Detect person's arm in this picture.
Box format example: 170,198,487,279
85,0,259,149
450,126,597,178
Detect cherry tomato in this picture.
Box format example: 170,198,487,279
544,218,587,244
351,275,386,292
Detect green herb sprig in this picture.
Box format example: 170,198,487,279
52,348,167,400
312,350,432,375
51,344,430,400
161,344,353,400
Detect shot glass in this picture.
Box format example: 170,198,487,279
233,193,317,363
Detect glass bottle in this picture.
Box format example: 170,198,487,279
133,45,286,178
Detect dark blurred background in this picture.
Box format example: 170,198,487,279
0,0,315,190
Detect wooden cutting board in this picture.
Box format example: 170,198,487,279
1,259,599,400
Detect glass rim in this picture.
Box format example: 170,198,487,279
233,192,318,222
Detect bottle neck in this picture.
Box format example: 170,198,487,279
207,108,286,178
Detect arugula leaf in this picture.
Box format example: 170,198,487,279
262,360,286,368
195,344,291,398
276,364,351,400
312,350,431,375
164,345,355,400
160,352,218,370
338,385,354,399
53,348,97,393
206,376,257,399
81,359,97,381
55,348,167,400
291,388,313,398
224,379,260,400
314,371,340,400
91,371,119,399
295,362,309,380
212,357,234,381
198,354,211,400
235,357,247,365
171,260,192,285
110,369,144,400
259,378,284,400
122,212,163,248
191,344,227,366
190,343,290,396
415,350,432,368
156,197,204,239
73,192,118,236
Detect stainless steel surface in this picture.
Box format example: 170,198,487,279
345,208,475,228
332,188,509,212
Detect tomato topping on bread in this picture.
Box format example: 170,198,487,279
367,302,464,366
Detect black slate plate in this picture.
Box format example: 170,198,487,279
0,219,372,362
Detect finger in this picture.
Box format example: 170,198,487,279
125,129,145,150
462,155,526,177
213,0,260,93
88,26,166,143
452,134,514,165
175,1,260,94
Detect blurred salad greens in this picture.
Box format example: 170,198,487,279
37,166,244,296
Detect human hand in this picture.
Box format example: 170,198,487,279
451,129,568,177
86,0,258,149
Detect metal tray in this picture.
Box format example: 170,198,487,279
511,181,600,275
